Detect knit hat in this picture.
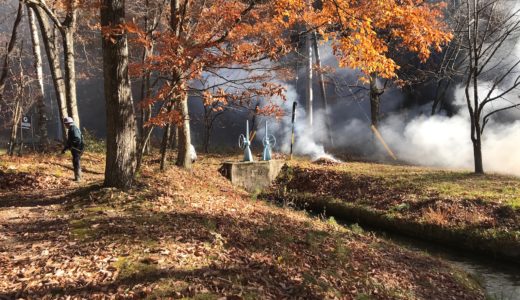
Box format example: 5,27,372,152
63,117,74,124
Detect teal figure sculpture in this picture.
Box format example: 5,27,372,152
238,120,254,162
262,122,276,161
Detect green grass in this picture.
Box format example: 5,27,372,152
69,218,99,241
113,256,160,281
146,278,189,299
296,161,520,207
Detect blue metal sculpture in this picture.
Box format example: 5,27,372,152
262,122,276,161
238,120,254,162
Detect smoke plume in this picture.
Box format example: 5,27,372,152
267,37,520,176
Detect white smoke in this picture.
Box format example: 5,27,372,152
256,2,520,176
267,41,520,176
377,107,520,176
259,84,332,160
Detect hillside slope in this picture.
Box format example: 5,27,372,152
0,153,484,299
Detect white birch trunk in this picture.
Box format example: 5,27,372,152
27,5,48,145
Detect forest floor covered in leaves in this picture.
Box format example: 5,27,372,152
266,159,520,262
0,152,486,299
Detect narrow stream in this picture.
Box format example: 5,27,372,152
278,200,520,298
355,225,520,299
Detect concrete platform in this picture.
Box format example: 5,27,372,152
221,160,285,192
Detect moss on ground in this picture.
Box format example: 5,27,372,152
113,256,160,281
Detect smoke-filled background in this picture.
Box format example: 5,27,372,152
264,37,520,176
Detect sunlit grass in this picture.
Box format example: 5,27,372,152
291,160,520,207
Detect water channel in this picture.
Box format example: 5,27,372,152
301,205,520,298
346,222,520,299
377,231,520,299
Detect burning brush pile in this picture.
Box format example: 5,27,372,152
312,154,343,166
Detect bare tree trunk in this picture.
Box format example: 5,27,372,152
203,123,210,153
471,79,484,174
202,108,211,153
312,31,333,146
27,5,48,147
369,74,383,128
0,2,23,102
137,46,153,156
101,0,137,188
29,0,80,129
135,124,154,172
472,135,484,174
32,5,68,141
306,30,313,128
469,0,484,174
8,98,22,156
176,92,192,169
9,48,25,156
169,124,178,149
159,124,171,171
142,107,152,154
136,101,168,173
62,27,80,127
159,103,173,170
171,0,192,169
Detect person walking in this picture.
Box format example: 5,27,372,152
61,117,84,182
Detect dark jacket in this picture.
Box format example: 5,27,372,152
64,124,83,152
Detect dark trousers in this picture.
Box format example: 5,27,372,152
71,149,82,178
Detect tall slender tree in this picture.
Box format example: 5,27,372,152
31,4,68,140
0,2,23,102
461,0,520,174
25,0,81,127
27,5,48,146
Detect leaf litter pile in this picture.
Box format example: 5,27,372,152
0,154,484,299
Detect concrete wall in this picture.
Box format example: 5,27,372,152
221,160,285,192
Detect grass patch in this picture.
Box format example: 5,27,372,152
305,230,328,251
355,293,373,300
69,218,99,241
349,223,364,235
333,239,350,263
113,256,160,281
182,293,220,300
146,278,189,299
203,219,217,232
272,162,520,262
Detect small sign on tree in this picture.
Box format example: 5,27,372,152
21,115,31,129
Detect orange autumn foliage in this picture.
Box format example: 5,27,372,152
276,0,453,80
127,0,294,126
128,0,452,123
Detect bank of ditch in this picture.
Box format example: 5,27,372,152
262,160,520,264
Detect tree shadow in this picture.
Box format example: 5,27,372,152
1,263,320,299
50,161,104,175
0,183,103,208
1,204,336,299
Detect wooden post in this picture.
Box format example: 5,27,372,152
289,102,297,160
